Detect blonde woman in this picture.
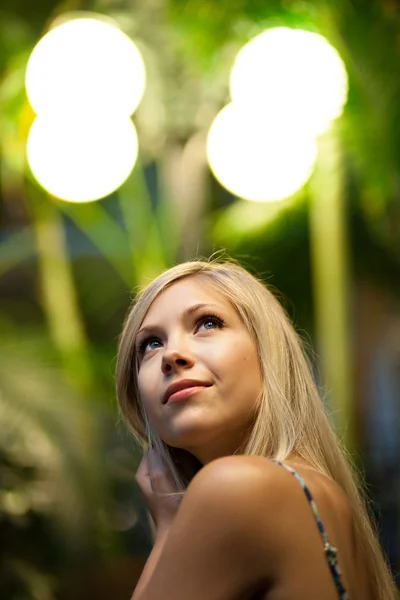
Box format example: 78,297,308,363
116,257,398,600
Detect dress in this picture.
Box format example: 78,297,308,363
270,459,350,600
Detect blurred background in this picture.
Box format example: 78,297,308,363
1,0,400,597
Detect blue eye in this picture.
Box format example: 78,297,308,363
136,312,225,358
138,337,161,355
198,315,225,330
148,339,162,350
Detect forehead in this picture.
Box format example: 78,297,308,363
141,277,231,324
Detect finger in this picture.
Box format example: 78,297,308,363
135,453,151,489
147,448,165,471
137,451,151,473
137,450,178,494
135,470,152,499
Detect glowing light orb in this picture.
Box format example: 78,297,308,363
25,17,146,117
27,116,138,202
207,103,317,202
230,27,348,135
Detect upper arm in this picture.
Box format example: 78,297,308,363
135,456,283,600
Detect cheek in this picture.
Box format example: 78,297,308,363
241,351,262,390
216,339,262,388
233,337,259,368
137,368,158,411
244,345,261,374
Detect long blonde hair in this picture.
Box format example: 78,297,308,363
116,256,397,599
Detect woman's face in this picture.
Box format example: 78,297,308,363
136,277,263,464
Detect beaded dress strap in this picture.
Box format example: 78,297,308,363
270,459,350,600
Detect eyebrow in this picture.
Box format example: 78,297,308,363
136,302,224,342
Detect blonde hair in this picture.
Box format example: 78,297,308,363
116,256,397,599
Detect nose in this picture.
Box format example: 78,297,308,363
161,341,195,375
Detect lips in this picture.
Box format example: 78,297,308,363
163,379,211,404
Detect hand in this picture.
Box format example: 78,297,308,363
135,448,182,538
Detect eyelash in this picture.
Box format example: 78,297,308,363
136,313,226,357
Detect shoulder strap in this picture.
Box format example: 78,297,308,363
270,459,350,600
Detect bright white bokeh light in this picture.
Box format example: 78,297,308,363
25,17,146,117
207,103,317,202
230,27,348,135
27,116,138,202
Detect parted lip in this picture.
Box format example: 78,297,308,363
163,379,211,404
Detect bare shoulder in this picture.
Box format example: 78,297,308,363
184,454,343,543
187,455,363,599
187,454,288,511
188,454,356,568
210,455,364,599
189,454,351,517
189,454,276,492
141,456,287,599
184,455,280,525
144,455,366,600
